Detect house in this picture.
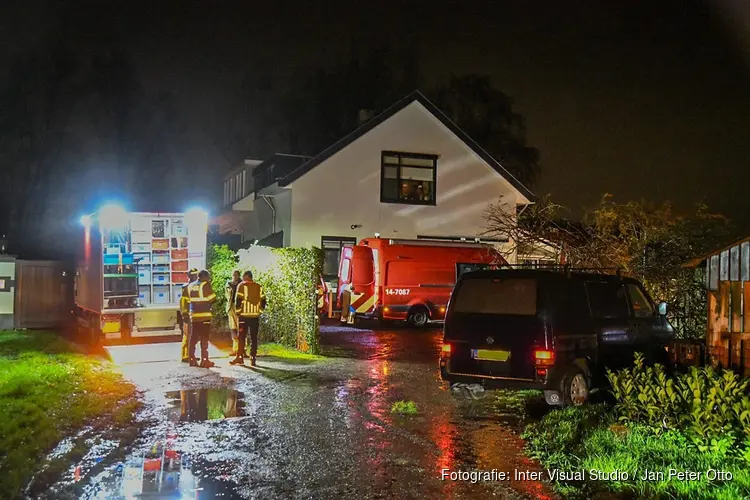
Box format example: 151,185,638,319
684,236,750,376
214,91,536,284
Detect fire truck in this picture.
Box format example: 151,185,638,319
74,204,208,341
337,237,505,327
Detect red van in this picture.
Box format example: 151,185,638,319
337,238,505,327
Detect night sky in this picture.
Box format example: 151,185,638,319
3,0,750,229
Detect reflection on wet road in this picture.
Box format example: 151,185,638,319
45,324,554,499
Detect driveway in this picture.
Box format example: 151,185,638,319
40,324,555,499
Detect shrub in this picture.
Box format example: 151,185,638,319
206,244,238,327
607,352,750,459
236,246,323,354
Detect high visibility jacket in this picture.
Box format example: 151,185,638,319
235,280,265,318
188,280,216,323
180,283,191,315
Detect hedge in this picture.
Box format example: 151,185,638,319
207,244,323,354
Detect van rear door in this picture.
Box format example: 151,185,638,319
444,276,546,380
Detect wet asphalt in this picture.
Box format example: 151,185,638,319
40,323,556,500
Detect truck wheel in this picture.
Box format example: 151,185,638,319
407,306,429,328
562,368,590,406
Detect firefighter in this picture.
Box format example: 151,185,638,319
231,271,266,366
188,270,216,368
179,268,199,362
225,270,243,356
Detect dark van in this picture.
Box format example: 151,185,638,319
440,269,674,406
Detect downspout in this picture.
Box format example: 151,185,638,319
260,195,276,234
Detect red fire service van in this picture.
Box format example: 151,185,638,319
337,237,505,327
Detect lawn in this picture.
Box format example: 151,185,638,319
523,405,750,499
256,342,327,361
0,330,137,497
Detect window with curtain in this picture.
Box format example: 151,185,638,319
380,152,437,205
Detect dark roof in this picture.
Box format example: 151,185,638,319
461,268,635,283
683,234,750,268
278,90,536,202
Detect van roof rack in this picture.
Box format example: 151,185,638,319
502,264,624,278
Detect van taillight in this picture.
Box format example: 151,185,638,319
534,349,554,366
441,344,451,356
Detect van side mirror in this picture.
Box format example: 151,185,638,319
658,302,667,316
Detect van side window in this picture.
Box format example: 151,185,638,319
626,284,655,318
585,282,629,319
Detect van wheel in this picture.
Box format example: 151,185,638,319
407,307,429,328
562,369,590,406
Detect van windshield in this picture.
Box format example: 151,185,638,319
452,278,537,315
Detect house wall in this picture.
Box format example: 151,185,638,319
235,190,292,246
289,102,521,250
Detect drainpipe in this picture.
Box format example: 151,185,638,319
260,195,276,234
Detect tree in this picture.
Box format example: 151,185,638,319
234,48,540,188
429,74,540,187
484,195,735,338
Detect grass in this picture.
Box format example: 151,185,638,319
523,405,750,499
494,389,546,420
0,330,137,497
391,400,418,415
256,342,327,361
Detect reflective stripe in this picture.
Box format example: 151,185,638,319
235,281,264,318
189,281,214,319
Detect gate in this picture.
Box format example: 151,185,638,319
14,260,71,329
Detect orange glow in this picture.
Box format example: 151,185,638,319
439,306,446,313
384,306,390,312
441,343,451,354
534,349,555,366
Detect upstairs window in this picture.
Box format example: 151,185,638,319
381,151,437,205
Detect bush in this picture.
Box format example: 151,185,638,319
607,353,750,457
236,246,323,354
206,244,238,327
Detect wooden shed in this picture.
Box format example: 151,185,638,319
0,256,72,330
686,236,750,376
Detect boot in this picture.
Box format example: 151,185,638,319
200,359,215,368
189,358,198,367
229,356,244,365
181,357,190,363
250,356,257,367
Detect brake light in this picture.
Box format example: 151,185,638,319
534,349,555,366
441,343,451,356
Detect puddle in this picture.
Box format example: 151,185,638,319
165,389,246,421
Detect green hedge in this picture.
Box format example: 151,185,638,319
208,244,323,354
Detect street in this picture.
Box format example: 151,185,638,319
41,324,554,500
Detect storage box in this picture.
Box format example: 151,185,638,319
131,231,151,244
132,243,151,253
138,267,152,284
153,272,169,284
152,253,170,264
153,285,170,304
152,239,169,250
134,252,151,264
171,237,188,249
139,286,151,304
172,272,189,284
171,248,188,260
171,260,188,271
153,264,170,273
172,285,184,303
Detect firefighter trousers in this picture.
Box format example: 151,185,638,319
238,317,259,359
180,319,191,360
188,321,211,361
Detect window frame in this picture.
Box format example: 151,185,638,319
380,151,438,206
321,236,357,281
625,283,656,318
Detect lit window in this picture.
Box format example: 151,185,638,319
381,152,437,205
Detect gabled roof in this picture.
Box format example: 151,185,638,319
278,90,536,202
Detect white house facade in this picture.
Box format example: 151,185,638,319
215,91,536,281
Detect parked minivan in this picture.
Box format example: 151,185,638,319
440,268,674,406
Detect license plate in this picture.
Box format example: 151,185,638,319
472,349,510,362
